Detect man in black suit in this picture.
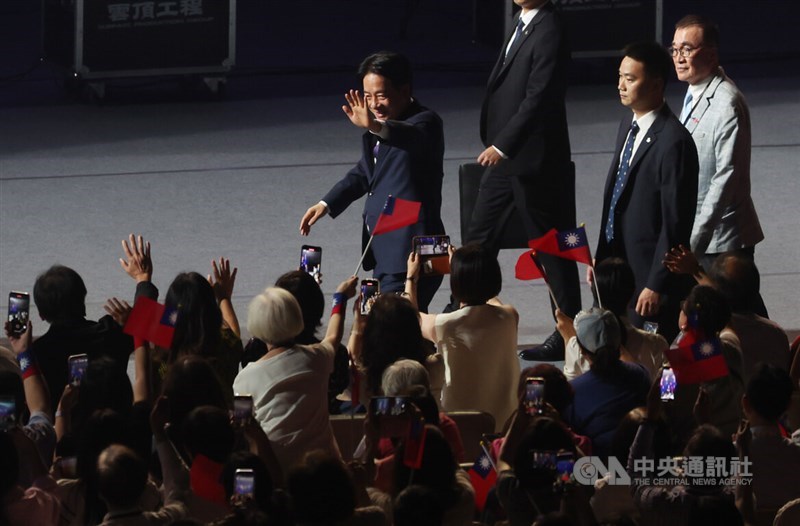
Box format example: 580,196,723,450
468,0,581,360
300,52,445,311
595,41,699,343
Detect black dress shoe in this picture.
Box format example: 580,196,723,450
518,330,565,361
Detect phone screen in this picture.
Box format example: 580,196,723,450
370,396,411,437
68,354,89,386
233,395,254,425
0,396,16,431
555,452,575,479
234,469,255,498
7,291,30,335
524,377,545,415
660,367,677,401
360,280,379,315
531,450,557,469
413,235,450,256
300,245,322,279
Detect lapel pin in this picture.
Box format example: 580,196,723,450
646,137,651,143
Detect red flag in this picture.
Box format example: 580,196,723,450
529,226,592,265
665,329,729,384
124,296,177,349
371,196,421,235
515,250,544,280
468,451,498,512
402,417,427,469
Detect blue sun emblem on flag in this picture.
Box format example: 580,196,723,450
480,455,492,470
698,342,715,356
18,356,30,371
563,231,581,247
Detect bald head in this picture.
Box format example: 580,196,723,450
709,252,761,313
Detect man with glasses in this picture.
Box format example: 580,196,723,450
671,15,764,279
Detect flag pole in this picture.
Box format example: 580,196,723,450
578,222,604,310
353,232,375,276
530,250,560,311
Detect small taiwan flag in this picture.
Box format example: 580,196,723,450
529,226,592,265
371,195,421,235
124,296,178,349
665,329,729,384
468,451,498,512
515,250,544,281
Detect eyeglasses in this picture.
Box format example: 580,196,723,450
669,46,702,58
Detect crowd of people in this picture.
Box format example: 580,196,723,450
2,224,798,526
2,3,798,526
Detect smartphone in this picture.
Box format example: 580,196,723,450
300,245,322,281
233,394,254,426
0,396,16,431
531,450,557,469
413,235,450,256
660,367,677,401
412,235,451,275
555,452,575,482
234,468,255,499
524,377,545,415
369,396,411,437
7,291,30,336
68,354,89,386
643,321,659,335
360,279,380,315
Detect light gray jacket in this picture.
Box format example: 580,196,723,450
682,69,764,255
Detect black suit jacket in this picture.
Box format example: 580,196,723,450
480,2,571,191
322,101,445,275
596,104,699,296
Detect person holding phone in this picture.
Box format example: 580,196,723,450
299,51,446,312
233,275,357,473
406,243,519,431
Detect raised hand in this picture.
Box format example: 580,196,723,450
103,297,132,327
663,244,701,276
342,89,374,130
4,320,32,356
208,257,238,302
120,233,153,283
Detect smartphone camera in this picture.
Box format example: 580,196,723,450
7,291,30,336
369,396,412,438
300,245,322,283
643,321,659,335
360,279,380,315
660,367,677,401
524,377,545,415
233,394,254,426
234,468,255,500
68,354,89,386
0,396,17,432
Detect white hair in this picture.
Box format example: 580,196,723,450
381,359,430,397
247,287,304,344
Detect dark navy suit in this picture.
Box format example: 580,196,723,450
322,100,445,309
469,2,581,318
596,104,699,342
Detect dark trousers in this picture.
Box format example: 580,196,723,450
467,166,582,318
377,271,443,313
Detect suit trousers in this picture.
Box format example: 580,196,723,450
467,166,581,318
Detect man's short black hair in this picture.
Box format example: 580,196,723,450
675,14,720,49
622,40,672,89
33,265,87,323
746,363,794,421
358,51,412,89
